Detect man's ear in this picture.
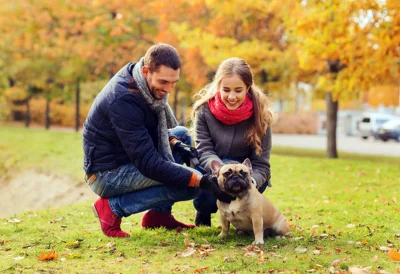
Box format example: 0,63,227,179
210,160,223,175
142,66,150,77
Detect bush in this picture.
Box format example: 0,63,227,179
12,97,91,128
272,112,318,134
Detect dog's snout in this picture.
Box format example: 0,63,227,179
231,174,240,180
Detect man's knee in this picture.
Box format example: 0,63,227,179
170,126,191,145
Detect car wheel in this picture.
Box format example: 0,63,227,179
361,136,368,140
382,138,388,142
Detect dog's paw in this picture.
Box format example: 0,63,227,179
252,240,264,245
218,232,228,238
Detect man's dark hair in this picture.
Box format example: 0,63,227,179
144,43,181,72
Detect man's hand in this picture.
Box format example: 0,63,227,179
199,174,235,203
172,141,198,166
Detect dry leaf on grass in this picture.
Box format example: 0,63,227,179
8,218,23,223
388,249,400,261
181,247,196,257
106,242,116,248
38,250,58,261
348,266,371,274
295,247,307,253
194,266,209,273
66,241,81,249
242,245,264,263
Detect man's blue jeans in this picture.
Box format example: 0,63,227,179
85,126,200,218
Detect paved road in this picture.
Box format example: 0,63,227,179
272,134,400,157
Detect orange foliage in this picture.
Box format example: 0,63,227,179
38,250,58,261
24,98,91,128
388,249,400,261
367,85,400,107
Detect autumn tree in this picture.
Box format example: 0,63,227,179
166,0,301,107
288,0,400,158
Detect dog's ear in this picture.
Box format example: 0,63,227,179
242,158,253,174
210,160,223,175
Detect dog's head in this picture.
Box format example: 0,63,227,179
210,158,253,197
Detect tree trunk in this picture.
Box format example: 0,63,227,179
326,92,338,158
75,77,80,132
45,98,50,130
25,97,31,128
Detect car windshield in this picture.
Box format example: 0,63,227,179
376,119,389,125
382,119,400,129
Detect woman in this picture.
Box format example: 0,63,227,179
191,57,275,226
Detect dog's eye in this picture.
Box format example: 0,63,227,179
223,169,232,177
240,170,248,177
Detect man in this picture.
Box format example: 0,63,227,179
83,43,233,237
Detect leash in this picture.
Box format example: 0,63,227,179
190,157,207,175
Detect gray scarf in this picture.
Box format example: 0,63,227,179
132,58,178,162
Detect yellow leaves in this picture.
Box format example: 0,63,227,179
38,250,58,261
4,86,28,101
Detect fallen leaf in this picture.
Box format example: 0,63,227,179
66,241,80,249
392,197,398,204
361,239,367,245
38,250,58,261
13,256,25,261
258,250,264,264
115,257,124,263
388,249,400,261
371,255,378,262
243,245,263,257
106,242,115,248
8,218,23,223
331,259,340,267
195,266,209,273
184,237,195,248
295,247,307,254
348,266,371,273
181,247,196,257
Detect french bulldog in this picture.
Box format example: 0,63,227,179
211,159,291,244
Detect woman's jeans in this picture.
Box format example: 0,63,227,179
85,126,200,218
193,158,269,215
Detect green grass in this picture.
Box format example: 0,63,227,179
0,126,84,182
1,126,400,273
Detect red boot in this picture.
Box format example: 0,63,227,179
141,210,196,229
92,197,130,237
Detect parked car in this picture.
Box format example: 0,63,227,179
375,119,400,142
358,112,396,140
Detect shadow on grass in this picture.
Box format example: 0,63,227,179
272,146,400,165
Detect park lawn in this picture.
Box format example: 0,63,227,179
0,126,400,273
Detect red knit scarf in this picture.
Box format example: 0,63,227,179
208,91,253,125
